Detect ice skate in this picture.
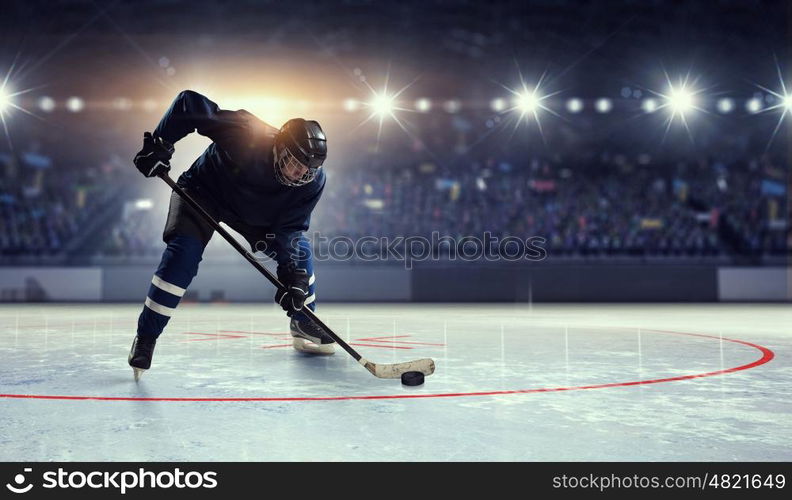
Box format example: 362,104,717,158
128,335,157,381
290,317,335,355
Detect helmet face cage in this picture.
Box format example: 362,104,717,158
274,144,319,187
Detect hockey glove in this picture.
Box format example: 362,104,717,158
275,263,310,317
133,132,174,177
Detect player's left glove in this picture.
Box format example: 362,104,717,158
275,263,310,317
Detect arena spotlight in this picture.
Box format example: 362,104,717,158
113,98,132,111
667,86,695,115
415,98,431,112
66,97,84,112
0,87,11,114
343,98,360,112
642,98,658,113
595,98,612,113
490,98,506,112
443,100,461,113
515,90,539,114
143,99,158,112
650,73,707,126
134,199,154,210
716,98,734,114
566,98,583,113
370,92,395,117
749,63,792,147
358,74,419,146
38,96,55,112
648,75,708,141
495,68,561,136
0,72,42,149
507,85,556,127
755,80,792,115
746,98,762,114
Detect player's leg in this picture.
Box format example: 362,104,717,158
128,187,216,379
286,237,335,354
243,229,333,355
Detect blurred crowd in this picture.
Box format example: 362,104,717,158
312,150,788,259
91,143,790,262
1,109,788,265
0,144,121,258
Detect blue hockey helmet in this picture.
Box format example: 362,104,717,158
274,118,327,187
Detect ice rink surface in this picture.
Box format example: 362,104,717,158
0,303,789,461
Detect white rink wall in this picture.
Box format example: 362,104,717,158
0,265,790,302
0,267,102,301
718,267,792,301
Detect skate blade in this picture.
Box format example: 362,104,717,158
292,338,335,355
132,367,147,382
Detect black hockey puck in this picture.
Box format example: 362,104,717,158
401,371,424,386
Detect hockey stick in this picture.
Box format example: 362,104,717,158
159,173,435,379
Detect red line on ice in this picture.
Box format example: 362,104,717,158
356,335,413,341
0,328,775,402
361,339,446,346
178,332,247,342
350,342,413,350
219,330,289,336
353,334,445,346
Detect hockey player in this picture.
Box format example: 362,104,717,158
128,90,333,381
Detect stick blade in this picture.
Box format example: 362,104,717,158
360,358,436,379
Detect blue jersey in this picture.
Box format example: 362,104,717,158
153,90,325,265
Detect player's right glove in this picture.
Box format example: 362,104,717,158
275,263,310,317
133,132,174,177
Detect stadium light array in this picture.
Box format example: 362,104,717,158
26,91,789,119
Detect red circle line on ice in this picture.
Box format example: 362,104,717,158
0,328,774,402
